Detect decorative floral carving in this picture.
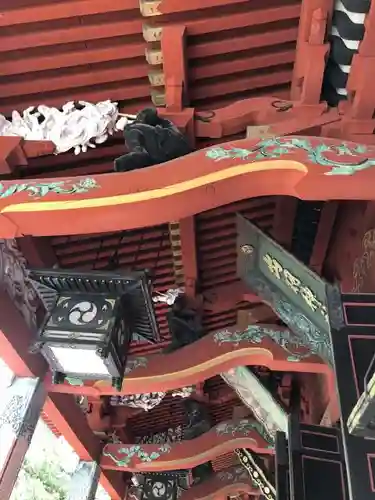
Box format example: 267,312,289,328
0,239,39,330
222,367,288,440
135,426,184,445
171,386,194,399
213,324,313,362
0,100,121,155
102,443,172,467
0,178,99,200
218,465,256,487
110,392,166,412
245,275,333,364
215,419,273,446
110,386,194,411
206,136,375,175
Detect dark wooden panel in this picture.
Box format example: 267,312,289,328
287,417,348,500
328,292,375,499
275,432,289,500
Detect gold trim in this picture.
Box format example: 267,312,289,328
352,228,375,292
1,160,307,214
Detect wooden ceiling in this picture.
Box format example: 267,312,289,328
0,0,301,115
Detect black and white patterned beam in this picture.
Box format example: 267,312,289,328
323,0,371,106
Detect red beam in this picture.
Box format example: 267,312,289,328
46,325,330,397
272,196,298,250
44,394,102,462
159,0,245,14
161,25,188,110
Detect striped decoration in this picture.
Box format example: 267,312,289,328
323,0,371,105
168,222,185,287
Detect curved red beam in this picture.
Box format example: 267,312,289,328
179,465,258,500
0,136,375,237
100,419,273,472
45,325,330,396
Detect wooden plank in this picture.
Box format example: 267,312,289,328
142,4,300,42
0,20,142,52
0,64,149,98
0,43,145,77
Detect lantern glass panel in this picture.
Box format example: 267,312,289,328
49,346,111,377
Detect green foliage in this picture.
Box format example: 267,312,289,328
12,457,70,500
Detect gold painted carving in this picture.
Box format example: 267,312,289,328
263,253,328,322
352,229,375,292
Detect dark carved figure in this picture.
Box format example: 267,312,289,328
114,107,192,172
183,399,211,440
163,295,204,353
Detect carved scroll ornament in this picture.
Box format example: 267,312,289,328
0,238,39,329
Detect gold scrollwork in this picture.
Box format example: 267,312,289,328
352,229,375,292
263,253,328,323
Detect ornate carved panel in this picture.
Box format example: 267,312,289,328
236,214,344,364
0,238,39,329
0,377,46,499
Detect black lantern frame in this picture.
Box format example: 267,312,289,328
29,267,159,389
141,473,178,500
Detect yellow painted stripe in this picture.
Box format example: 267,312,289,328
1,160,307,214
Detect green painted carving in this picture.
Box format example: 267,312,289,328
102,443,172,467
215,419,274,447
103,420,273,468
0,178,99,199
206,137,374,175
213,325,313,362
65,377,84,387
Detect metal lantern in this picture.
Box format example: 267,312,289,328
141,474,177,500
29,268,159,389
